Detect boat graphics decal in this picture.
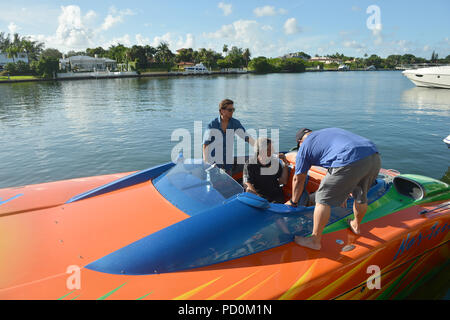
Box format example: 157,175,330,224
0,193,24,206
393,222,450,261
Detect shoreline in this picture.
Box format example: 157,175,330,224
0,69,400,84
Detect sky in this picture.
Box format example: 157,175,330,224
1,0,449,59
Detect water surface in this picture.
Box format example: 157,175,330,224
0,71,449,188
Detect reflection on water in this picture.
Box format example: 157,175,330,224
401,87,450,116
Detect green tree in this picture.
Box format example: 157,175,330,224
127,45,148,69
385,55,402,68
297,51,311,60
431,50,439,63
41,48,63,59
20,37,44,62
226,46,245,68
243,48,251,67
248,56,273,73
0,32,11,51
176,48,195,63
3,62,17,74
155,41,174,64
107,44,128,63
217,58,231,69
366,54,382,68
31,56,59,78
222,44,228,56
144,45,157,63
6,45,20,63
86,47,107,57
400,54,417,65
66,50,87,57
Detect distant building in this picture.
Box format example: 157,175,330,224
309,56,342,65
0,51,29,69
177,61,195,69
59,55,117,72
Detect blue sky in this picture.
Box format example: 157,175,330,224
1,0,449,58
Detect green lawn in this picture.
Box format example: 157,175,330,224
0,75,40,81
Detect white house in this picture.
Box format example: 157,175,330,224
309,56,342,65
59,55,117,72
0,51,29,69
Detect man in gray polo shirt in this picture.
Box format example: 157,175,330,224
286,128,381,250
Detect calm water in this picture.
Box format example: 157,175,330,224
1,71,448,188
0,71,449,299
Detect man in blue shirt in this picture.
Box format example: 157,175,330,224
203,99,255,174
286,128,381,250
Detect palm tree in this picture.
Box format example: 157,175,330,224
222,44,228,57
155,42,174,64
6,45,19,63
243,48,251,67
431,51,438,63
0,32,11,52
21,38,44,62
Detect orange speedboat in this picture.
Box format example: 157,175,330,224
0,152,449,300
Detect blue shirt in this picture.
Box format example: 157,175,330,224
203,117,248,169
295,128,378,175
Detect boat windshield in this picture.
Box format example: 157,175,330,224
153,161,244,216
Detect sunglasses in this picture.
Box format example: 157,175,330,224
222,107,235,112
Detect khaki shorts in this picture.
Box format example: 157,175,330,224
315,153,381,207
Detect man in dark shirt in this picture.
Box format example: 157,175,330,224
243,138,289,203
203,99,255,174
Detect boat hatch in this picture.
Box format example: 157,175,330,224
393,176,424,200
393,175,449,201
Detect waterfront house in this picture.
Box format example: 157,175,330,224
59,55,117,72
309,56,342,65
0,51,29,69
177,61,195,70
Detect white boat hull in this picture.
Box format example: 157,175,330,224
444,135,450,148
403,66,450,89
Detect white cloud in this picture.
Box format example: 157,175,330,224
84,10,97,23
204,20,259,41
343,40,366,49
203,20,273,56
218,2,232,16
28,5,99,51
101,15,122,31
284,18,300,35
254,6,276,17
179,33,195,49
135,34,150,45
103,34,132,48
254,6,287,17
261,25,273,31
101,7,135,31
146,32,195,51
8,22,20,34
52,5,94,49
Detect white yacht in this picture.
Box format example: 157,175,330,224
183,63,211,75
444,135,450,148
338,64,349,71
402,66,450,89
